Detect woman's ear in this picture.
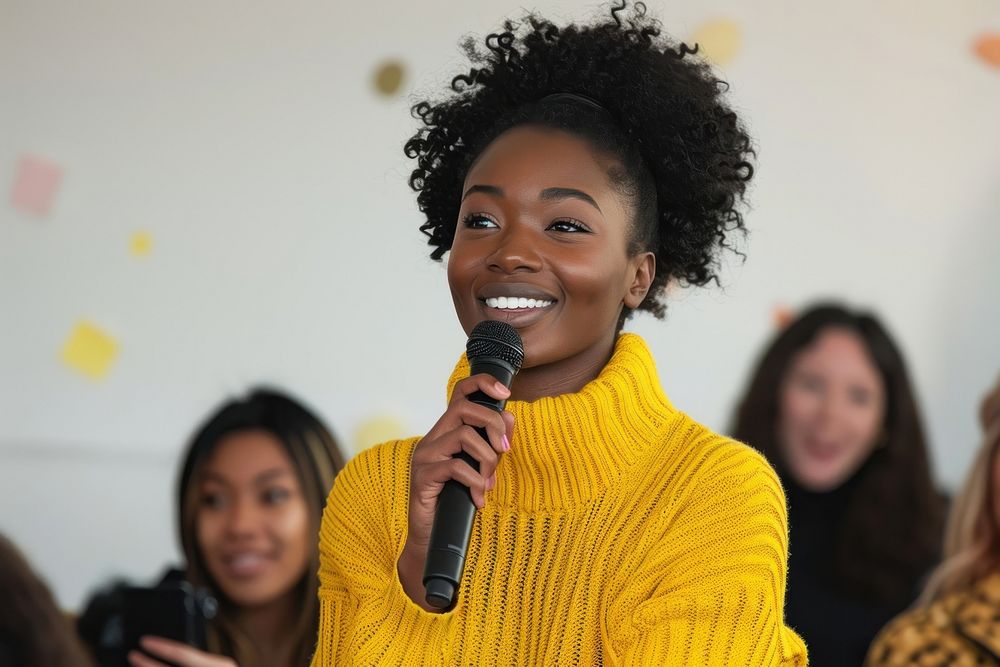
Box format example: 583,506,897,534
623,251,655,309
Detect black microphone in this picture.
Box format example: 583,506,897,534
423,320,524,609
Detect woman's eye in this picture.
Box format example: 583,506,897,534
794,373,824,394
262,487,290,505
547,219,590,233
462,213,498,229
201,492,225,509
848,387,872,407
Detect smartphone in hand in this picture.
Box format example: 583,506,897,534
122,582,216,664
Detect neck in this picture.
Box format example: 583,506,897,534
232,590,299,667
446,332,678,510
510,329,617,402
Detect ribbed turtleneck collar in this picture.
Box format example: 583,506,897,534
446,333,678,511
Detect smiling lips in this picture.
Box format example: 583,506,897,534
484,296,554,310
802,437,843,463
478,282,558,313
222,552,273,579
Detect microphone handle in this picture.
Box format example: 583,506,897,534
423,360,514,609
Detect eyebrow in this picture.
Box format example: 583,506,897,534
462,184,602,213
200,467,291,486
539,187,601,212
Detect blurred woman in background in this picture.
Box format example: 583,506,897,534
81,388,344,667
731,303,947,666
867,374,1000,666
0,533,93,666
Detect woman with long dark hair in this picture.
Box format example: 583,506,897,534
123,388,344,667
731,303,946,665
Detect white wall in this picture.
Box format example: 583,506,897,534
2,0,998,610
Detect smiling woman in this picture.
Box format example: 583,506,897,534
448,126,654,400
310,2,806,665
731,303,947,665
85,389,346,667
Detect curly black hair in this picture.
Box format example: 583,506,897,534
405,1,755,320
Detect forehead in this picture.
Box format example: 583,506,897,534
796,328,881,382
464,126,621,200
201,429,294,482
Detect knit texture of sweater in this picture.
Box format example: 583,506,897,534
311,333,808,665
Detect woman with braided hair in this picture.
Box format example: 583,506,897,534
312,3,807,664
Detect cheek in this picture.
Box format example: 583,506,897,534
194,511,226,579
779,386,816,436
195,511,219,553
446,237,478,282
557,257,626,309
275,501,312,562
845,402,884,453
446,252,477,323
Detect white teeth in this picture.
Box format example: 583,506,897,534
484,297,553,310
228,554,266,573
231,554,263,565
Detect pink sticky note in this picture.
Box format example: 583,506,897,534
11,154,63,217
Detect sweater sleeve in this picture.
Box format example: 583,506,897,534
310,438,452,666
607,439,808,666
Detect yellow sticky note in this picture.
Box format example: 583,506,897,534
354,414,407,451
690,19,742,67
130,231,153,257
61,321,119,380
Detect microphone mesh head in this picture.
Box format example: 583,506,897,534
466,321,525,372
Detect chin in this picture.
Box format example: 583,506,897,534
795,467,852,493
221,585,285,608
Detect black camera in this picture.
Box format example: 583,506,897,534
79,578,217,667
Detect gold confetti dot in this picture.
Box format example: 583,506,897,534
690,19,743,67
373,60,406,97
61,321,119,380
130,231,153,257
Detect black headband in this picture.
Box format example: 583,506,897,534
539,92,612,118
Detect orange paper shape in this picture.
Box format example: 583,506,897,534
973,33,1000,68
11,154,63,217
773,304,795,329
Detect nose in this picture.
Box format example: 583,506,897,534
815,391,848,431
224,495,260,538
487,223,542,274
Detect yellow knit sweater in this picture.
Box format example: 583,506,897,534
312,334,808,665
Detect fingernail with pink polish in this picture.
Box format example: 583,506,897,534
502,435,510,451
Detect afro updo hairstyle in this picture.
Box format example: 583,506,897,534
405,1,755,322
